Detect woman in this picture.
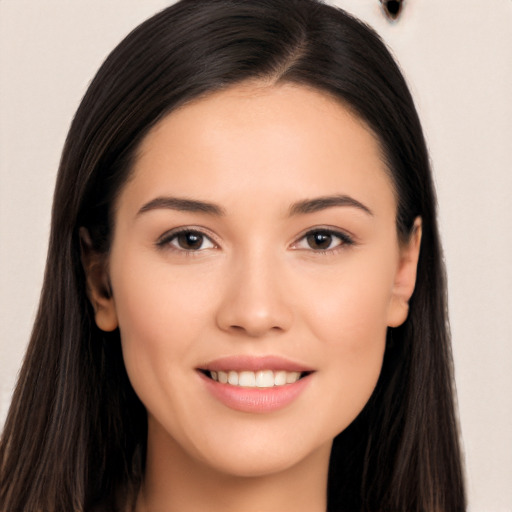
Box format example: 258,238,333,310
0,0,466,510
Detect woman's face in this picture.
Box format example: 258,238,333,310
89,83,420,478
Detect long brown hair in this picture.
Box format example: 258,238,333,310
0,1,466,510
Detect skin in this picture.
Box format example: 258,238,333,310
83,82,421,512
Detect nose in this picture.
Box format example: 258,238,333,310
215,251,293,338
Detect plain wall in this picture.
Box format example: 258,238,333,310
1,1,511,510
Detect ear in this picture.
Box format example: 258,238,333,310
79,227,118,332
387,217,422,328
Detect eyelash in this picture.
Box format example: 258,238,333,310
156,227,355,255
156,228,218,255
292,228,355,254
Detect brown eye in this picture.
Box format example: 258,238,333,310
176,232,203,250
292,229,354,253
306,232,334,250
164,230,215,251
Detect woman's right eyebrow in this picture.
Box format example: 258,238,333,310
137,196,226,216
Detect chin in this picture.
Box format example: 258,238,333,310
182,424,335,480
197,445,321,479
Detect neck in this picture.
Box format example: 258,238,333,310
135,419,331,512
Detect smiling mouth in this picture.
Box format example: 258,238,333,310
200,369,310,388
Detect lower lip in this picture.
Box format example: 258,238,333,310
198,372,313,413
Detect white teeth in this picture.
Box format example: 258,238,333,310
256,370,274,388
238,371,256,387
274,370,287,386
209,370,303,387
286,371,301,384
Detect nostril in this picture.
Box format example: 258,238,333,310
227,323,284,337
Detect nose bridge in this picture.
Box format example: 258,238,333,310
216,243,293,337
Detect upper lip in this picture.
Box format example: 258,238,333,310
199,355,315,373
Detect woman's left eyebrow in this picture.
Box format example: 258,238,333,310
288,195,373,216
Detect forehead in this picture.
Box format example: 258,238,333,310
120,82,395,217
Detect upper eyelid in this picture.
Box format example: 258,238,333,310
158,226,216,240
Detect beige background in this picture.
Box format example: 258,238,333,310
1,1,511,510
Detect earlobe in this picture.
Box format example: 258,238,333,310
387,217,422,328
79,227,118,332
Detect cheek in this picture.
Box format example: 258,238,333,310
109,252,219,408
303,254,394,348
298,256,394,429
112,251,217,344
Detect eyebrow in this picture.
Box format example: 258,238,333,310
136,194,372,218
137,196,226,216
288,194,373,216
